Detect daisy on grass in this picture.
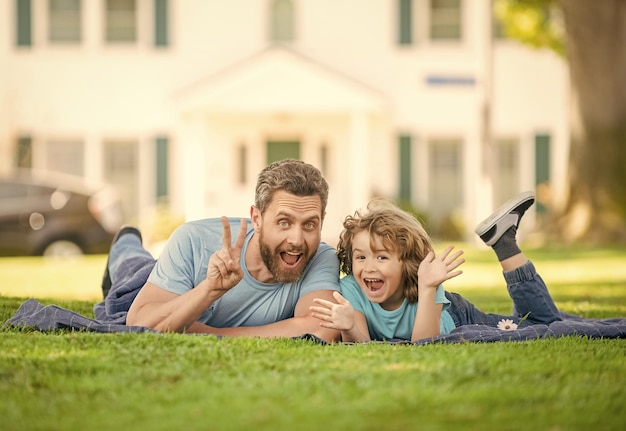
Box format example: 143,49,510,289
497,319,518,331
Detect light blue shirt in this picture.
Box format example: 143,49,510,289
340,275,456,341
148,217,340,327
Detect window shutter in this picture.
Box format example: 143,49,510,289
16,0,32,47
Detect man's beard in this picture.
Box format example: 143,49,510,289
259,232,311,283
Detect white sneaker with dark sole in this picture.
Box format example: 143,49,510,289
475,191,535,246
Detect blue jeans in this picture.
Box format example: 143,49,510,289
93,233,156,324
107,233,156,286
445,261,562,328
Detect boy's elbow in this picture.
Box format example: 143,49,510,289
298,315,341,342
312,327,341,343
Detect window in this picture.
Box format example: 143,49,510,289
154,0,168,47
535,134,551,214
492,11,507,40
270,0,295,43
320,144,329,178
46,139,84,176
398,134,412,201
495,138,520,206
49,0,81,43
16,136,32,168
430,0,462,41
105,0,137,43
16,0,32,47
104,139,138,217
237,144,247,185
398,0,413,45
155,136,169,201
428,138,463,236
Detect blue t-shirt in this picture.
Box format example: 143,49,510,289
148,217,340,327
340,275,456,341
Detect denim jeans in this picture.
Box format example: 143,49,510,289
93,232,156,324
445,261,562,328
107,233,156,287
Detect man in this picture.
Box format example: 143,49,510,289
104,159,340,342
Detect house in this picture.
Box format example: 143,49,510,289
0,0,569,245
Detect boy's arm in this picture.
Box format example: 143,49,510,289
340,311,370,343
411,246,464,342
310,291,371,342
411,291,442,341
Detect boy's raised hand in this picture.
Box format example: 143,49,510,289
418,245,465,289
310,291,356,331
205,217,247,297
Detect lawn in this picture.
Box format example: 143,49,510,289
1,245,625,431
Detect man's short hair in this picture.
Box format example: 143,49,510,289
255,159,329,214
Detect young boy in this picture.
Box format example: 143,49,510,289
310,192,562,342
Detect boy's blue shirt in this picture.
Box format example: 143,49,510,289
340,274,456,340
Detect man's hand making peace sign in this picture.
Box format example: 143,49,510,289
205,217,248,298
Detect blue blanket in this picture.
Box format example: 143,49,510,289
5,253,626,342
5,297,626,343
6,298,155,333
5,251,156,333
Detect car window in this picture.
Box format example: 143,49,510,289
0,182,29,199
0,181,57,215
0,181,54,199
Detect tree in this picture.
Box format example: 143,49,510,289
496,0,626,244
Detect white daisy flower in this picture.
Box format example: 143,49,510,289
497,319,518,331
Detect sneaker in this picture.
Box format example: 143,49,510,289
101,226,142,298
475,191,535,246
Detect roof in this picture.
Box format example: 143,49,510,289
173,46,388,115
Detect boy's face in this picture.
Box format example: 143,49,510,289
252,190,323,283
351,230,405,311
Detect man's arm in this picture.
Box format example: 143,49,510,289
126,280,221,332
128,285,341,342
127,217,247,333
126,215,340,342
183,289,341,342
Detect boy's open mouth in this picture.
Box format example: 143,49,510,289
364,278,384,292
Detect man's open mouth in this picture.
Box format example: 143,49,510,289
280,251,302,267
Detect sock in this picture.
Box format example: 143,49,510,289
492,226,521,262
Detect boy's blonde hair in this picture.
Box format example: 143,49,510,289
336,199,433,303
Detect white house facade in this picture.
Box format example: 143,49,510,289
0,0,569,245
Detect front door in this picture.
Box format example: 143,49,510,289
266,140,300,165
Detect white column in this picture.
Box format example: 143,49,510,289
348,110,370,212
181,113,207,222
472,0,495,243
137,135,153,222
82,0,100,51
519,133,536,235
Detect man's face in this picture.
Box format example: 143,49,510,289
253,190,324,283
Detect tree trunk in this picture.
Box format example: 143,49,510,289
556,0,626,244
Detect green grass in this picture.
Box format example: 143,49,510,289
1,245,625,431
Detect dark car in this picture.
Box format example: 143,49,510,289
0,170,124,257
